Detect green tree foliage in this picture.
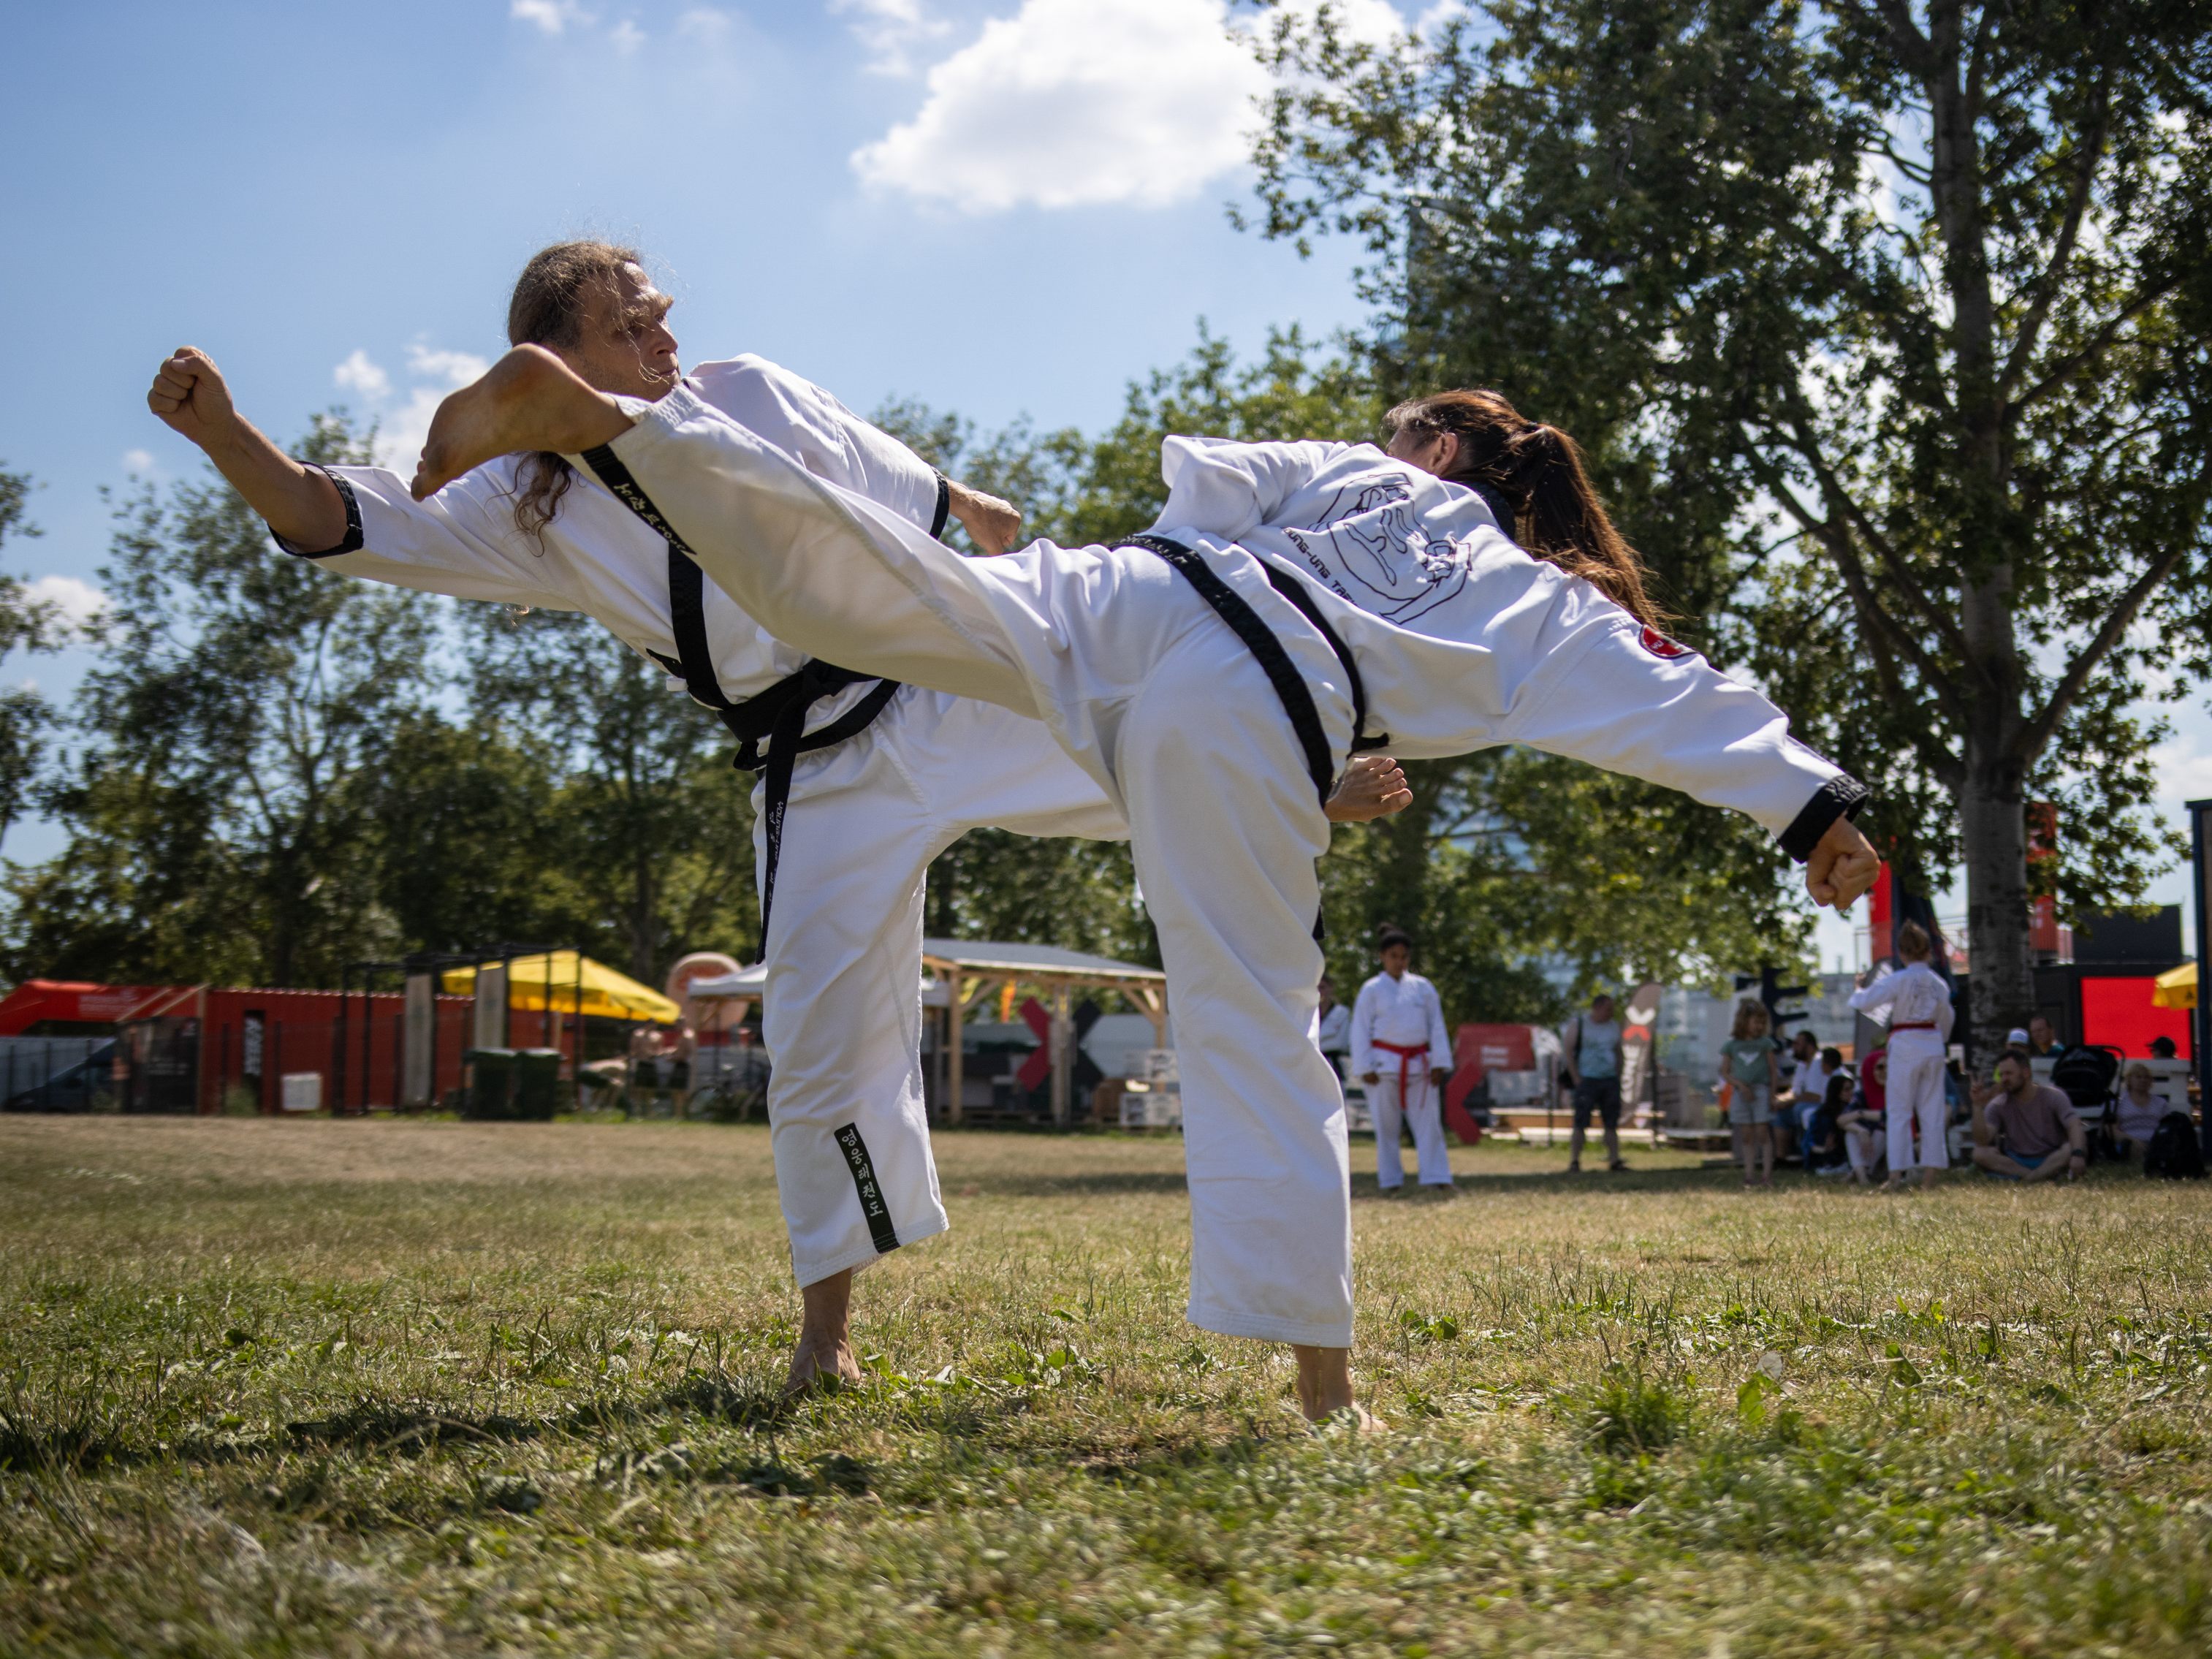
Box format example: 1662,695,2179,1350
1250,0,2212,1049
6,420,440,986
0,466,65,847
0,425,759,992
462,603,759,981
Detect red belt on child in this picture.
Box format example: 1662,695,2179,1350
1372,1040,1429,1103
1893,1021,1937,1030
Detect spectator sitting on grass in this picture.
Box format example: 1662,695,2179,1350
1969,1048,2086,1183
1804,1071,1856,1178
1719,1001,1781,1188
1836,1049,1885,1185
2112,1063,2175,1159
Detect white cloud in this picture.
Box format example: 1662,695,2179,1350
121,449,153,475
851,0,1405,213
24,574,106,632
609,18,645,53
832,0,951,76
512,0,591,34
332,349,391,402
329,344,491,473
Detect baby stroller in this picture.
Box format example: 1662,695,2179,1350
2048,1044,2123,1160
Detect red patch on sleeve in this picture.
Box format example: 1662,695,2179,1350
1638,626,1690,659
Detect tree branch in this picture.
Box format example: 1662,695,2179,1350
2010,277,2181,411
1744,447,1975,750
1776,405,1983,675
2019,543,2195,762
2001,73,2111,398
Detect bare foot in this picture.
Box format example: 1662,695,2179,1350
409,345,634,500
1290,1343,1386,1430
782,1331,864,1398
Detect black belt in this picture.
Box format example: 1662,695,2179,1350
581,440,927,950
1118,534,1385,806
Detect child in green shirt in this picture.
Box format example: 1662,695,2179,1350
1720,1002,1782,1188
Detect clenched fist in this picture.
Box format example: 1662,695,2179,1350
146,348,240,447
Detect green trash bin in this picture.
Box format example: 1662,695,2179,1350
463,1049,517,1121
512,1049,563,1122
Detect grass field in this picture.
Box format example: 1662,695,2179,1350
2,1116,2209,1657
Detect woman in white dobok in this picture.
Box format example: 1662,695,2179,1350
403,357,1882,1427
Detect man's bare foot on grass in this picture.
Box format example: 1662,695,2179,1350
782,1267,864,1398
783,1332,864,1397
1291,1343,1387,1432
410,345,634,500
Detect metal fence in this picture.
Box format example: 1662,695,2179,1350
0,1037,118,1112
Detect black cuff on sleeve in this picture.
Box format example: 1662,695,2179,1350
1778,773,1870,862
269,463,363,558
930,472,951,540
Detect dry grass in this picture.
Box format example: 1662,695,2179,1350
2,1115,2208,1656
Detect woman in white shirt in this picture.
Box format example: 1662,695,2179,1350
1848,922,1955,1190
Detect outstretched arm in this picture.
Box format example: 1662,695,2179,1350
146,349,348,551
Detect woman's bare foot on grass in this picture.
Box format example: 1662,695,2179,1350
410,345,634,500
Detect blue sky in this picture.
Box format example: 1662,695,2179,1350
1,0,2203,964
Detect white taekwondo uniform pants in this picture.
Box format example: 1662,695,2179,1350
1885,1030,1949,1173
1368,1057,1452,1189
768,685,1125,1287
574,386,1849,1345
584,391,1361,1345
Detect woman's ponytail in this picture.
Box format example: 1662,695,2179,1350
1385,390,1663,627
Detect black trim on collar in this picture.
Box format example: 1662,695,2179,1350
930,472,951,540
1778,773,1870,863
1467,480,1517,543
270,463,363,558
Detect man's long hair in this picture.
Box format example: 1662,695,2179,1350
1384,389,1662,626
504,239,642,543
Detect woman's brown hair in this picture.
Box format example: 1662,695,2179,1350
1384,389,1662,626
504,239,643,543
1731,1000,1770,1041
1896,920,1932,963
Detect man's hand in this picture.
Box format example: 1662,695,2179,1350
946,479,1022,555
1325,754,1414,823
144,348,349,551
147,347,241,449
1805,814,1880,912
1361,1071,1379,1086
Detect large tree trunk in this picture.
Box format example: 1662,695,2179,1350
1958,723,2033,1064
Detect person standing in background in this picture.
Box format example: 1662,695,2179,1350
1560,992,1628,1174
1316,977,1351,1081
1850,922,1955,1190
1352,928,1456,1195
1719,1001,1782,1188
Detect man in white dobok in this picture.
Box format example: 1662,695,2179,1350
146,241,1412,1394
1350,926,1455,1194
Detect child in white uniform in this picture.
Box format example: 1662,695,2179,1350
1349,927,1455,1191
403,362,1880,1421
1849,921,1956,1189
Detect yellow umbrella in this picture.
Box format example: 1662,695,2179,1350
2152,960,2197,1011
440,951,681,1024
